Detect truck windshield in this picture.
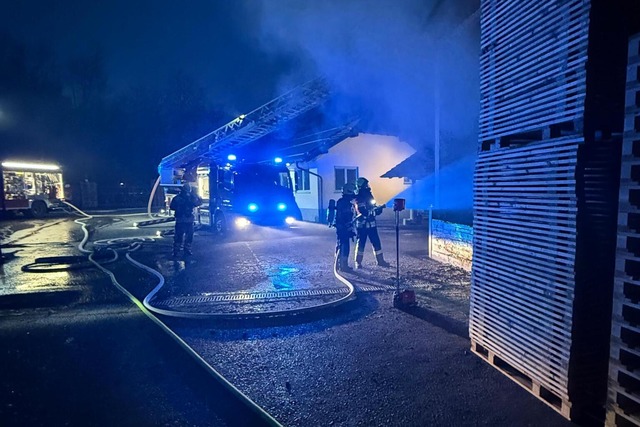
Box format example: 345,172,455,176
236,166,292,190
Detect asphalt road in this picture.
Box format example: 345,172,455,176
0,212,579,426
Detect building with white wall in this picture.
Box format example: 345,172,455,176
290,133,415,222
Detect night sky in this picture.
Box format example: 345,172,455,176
0,0,480,187
1,1,292,107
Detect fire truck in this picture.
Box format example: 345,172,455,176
158,79,330,232
1,160,65,218
163,158,302,233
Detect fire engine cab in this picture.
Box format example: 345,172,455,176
158,79,330,232
1,160,65,217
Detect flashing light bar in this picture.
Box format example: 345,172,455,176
1,161,60,171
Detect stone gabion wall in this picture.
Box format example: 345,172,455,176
430,219,473,272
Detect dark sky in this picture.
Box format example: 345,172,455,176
0,0,480,185
1,1,294,110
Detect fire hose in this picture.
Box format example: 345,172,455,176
26,200,282,427
26,201,356,319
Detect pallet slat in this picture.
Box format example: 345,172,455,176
609,32,640,427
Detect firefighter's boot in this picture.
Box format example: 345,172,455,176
340,257,352,271
375,251,390,267
354,251,364,269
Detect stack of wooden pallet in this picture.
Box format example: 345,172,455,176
478,0,590,148
607,33,640,427
470,0,630,422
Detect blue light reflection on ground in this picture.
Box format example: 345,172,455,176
269,266,299,290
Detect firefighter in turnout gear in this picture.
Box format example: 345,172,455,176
170,183,202,257
330,182,357,271
353,177,390,268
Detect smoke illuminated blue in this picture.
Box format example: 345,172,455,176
390,154,475,210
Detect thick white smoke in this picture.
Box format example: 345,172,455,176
251,0,480,159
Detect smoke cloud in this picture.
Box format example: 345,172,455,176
251,0,480,161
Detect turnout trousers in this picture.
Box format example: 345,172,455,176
354,226,387,267
173,221,195,255
335,230,352,270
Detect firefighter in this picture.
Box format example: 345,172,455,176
170,183,202,257
330,182,357,271
353,177,390,268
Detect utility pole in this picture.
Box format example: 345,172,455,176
433,6,480,209
434,60,441,209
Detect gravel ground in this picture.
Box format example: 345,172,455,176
1,216,576,426
161,250,574,427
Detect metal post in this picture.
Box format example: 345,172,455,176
434,60,441,210
428,205,433,258
395,209,400,293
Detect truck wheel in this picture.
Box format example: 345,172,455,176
214,212,227,235
30,201,48,218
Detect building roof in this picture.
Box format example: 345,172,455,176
381,149,435,180
237,104,360,164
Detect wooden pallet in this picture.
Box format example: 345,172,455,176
607,31,640,427
471,339,573,419
480,120,583,151
474,1,635,423
479,0,590,144
472,135,621,420
473,139,582,346
608,357,640,426
624,34,640,136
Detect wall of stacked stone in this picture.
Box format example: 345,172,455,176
430,219,473,272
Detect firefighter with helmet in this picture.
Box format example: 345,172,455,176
330,182,357,271
353,177,390,268
170,183,203,257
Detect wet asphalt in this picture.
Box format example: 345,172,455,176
0,212,580,426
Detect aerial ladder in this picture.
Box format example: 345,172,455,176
143,78,341,226
158,78,331,186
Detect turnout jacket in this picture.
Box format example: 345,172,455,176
334,195,356,237
354,188,383,229
170,191,202,224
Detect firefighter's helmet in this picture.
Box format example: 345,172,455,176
356,177,369,189
342,182,356,195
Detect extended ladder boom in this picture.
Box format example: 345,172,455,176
158,78,329,184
